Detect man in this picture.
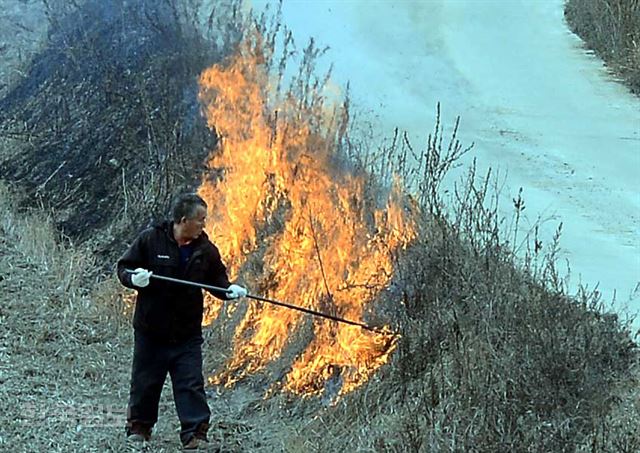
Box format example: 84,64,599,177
117,193,247,450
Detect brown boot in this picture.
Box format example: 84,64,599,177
126,432,150,451
183,435,209,450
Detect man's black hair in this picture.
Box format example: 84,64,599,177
171,193,207,223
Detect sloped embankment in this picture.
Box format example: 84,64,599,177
0,1,638,452
565,0,640,94
0,0,239,256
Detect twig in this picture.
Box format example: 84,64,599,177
37,160,66,192
307,206,333,303
121,167,128,218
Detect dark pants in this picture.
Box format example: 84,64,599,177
126,330,210,445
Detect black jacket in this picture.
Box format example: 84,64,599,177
116,221,231,342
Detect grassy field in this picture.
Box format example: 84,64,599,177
1,142,638,452
0,1,639,452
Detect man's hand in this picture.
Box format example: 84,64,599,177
131,268,152,288
227,284,248,299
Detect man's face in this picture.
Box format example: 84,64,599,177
181,205,207,240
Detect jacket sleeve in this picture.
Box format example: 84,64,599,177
206,245,233,300
116,230,149,289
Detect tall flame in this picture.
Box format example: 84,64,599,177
197,34,415,398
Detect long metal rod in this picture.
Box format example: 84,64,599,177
135,272,387,334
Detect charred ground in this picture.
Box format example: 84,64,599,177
0,0,241,259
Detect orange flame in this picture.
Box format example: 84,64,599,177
197,34,415,398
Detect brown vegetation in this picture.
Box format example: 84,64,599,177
565,0,640,94
0,1,638,452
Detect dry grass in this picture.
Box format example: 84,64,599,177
0,181,293,452
248,106,640,451
0,1,639,452
0,177,364,450
565,0,640,94
0,181,130,452
0,0,47,99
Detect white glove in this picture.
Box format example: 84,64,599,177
227,284,248,299
131,268,152,288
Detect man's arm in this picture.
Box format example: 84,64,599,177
206,246,234,300
116,232,149,289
